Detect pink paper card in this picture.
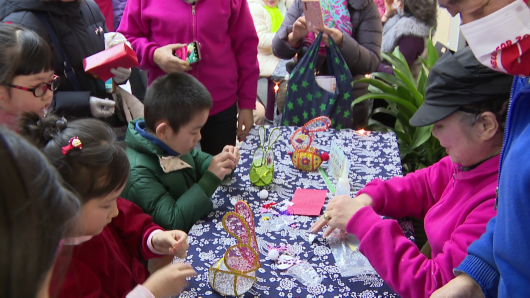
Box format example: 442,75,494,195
290,188,327,216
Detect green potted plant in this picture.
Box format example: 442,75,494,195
352,37,446,174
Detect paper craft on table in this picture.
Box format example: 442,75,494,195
290,189,327,216
328,140,350,182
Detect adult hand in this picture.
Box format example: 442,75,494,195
237,109,253,142
311,194,374,237
153,44,192,74
208,151,237,180
320,27,344,48
142,263,196,298
89,96,115,118
223,145,240,166
110,67,131,84
287,16,309,47
152,230,189,258
430,274,484,298
382,0,397,21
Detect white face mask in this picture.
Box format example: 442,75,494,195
460,0,530,76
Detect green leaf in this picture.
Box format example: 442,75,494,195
396,85,415,104
371,72,407,88
352,93,417,117
355,78,398,96
368,84,384,94
416,67,428,97
408,125,433,150
371,107,397,117
394,68,423,107
427,31,440,67
383,49,415,85
395,131,411,145
366,118,394,132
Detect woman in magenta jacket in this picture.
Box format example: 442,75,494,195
118,0,259,155
312,47,514,298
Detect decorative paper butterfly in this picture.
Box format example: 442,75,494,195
249,126,281,186
208,201,260,296
289,116,331,171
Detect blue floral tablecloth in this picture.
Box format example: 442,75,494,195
177,127,413,298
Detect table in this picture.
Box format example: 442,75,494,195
271,59,291,82
177,127,413,298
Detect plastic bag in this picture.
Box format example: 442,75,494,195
285,261,322,287
327,231,377,277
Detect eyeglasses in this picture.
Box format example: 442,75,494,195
6,75,61,97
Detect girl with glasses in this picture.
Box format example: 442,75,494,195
0,23,56,131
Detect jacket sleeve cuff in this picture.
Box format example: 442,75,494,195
126,285,155,298
53,91,92,118
146,229,165,255
356,182,384,213
238,100,257,110
455,255,500,297
197,170,222,198
345,206,383,240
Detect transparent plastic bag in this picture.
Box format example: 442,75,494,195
285,261,322,287
327,231,377,277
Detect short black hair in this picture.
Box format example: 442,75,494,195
144,72,213,133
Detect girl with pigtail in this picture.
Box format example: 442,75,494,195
19,113,196,298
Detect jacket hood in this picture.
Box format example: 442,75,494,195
125,118,167,157
0,0,80,20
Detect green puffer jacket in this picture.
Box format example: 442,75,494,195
121,119,221,232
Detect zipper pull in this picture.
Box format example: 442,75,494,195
494,186,499,210
452,172,456,188
192,4,196,15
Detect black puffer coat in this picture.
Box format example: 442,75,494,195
0,0,118,121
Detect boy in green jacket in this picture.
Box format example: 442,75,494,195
121,73,240,232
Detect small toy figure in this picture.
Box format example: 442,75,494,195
289,116,331,171
249,126,280,186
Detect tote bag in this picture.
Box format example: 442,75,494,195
283,32,354,129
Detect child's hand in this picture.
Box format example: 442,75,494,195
208,152,237,180
152,230,189,258
223,145,240,166
142,263,196,297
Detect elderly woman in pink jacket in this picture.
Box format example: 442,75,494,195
312,47,513,298
118,0,259,155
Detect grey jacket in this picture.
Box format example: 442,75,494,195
272,0,382,128
272,0,382,84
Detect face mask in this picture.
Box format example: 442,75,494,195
460,0,530,76
393,3,402,16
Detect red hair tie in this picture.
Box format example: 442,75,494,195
61,137,82,155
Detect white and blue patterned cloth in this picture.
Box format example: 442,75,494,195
177,127,414,298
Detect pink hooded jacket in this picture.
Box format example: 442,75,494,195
117,0,259,115
347,155,499,298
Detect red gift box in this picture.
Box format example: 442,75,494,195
83,43,139,82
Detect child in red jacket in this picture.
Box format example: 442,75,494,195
20,113,196,298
